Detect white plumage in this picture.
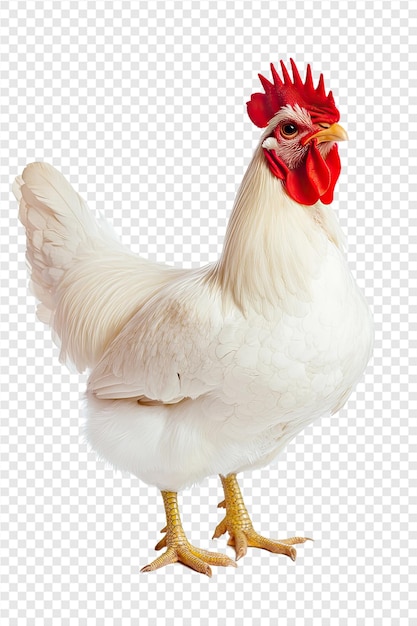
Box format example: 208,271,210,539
14,148,372,491
14,61,373,574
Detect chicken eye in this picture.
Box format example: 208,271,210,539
280,123,299,138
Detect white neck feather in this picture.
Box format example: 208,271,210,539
210,143,345,315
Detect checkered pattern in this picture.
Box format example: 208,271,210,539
1,1,415,624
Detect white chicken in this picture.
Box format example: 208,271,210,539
14,59,373,576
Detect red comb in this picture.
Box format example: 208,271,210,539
247,59,340,127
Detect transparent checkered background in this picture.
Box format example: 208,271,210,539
1,1,415,624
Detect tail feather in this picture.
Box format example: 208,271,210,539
14,163,105,302
14,162,182,372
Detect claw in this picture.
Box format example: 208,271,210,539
212,517,227,539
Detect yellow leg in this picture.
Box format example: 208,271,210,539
140,491,236,576
213,474,312,561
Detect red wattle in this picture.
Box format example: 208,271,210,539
264,142,341,206
262,148,289,180
319,145,341,204
306,142,331,196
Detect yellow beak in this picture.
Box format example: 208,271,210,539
303,122,349,145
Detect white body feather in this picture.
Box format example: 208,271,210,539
15,146,373,492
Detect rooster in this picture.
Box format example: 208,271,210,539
14,59,373,576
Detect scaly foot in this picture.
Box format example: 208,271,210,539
213,474,312,561
140,491,236,576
